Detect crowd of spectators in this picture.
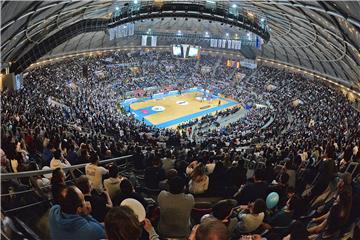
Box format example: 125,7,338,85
1,50,360,240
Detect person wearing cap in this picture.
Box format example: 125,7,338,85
200,199,238,233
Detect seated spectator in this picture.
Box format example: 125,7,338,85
310,204,343,240
269,172,289,207
159,168,178,191
188,163,209,194
161,151,175,173
50,150,71,169
307,191,352,237
232,199,266,236
104,206,159,240
264,161,276,184
76,175,112,222
158,176,195,238
188,219,229,240
66,144,79,165
51,168,66,204
85,151,109,192
201,199,237,233
103,164,125,200
283,220,309,240
234,169,269,204
337,172,352,198
113,179,147,208
48,186,106,240
144,158,166,189
186,161,216,176
42,144,53,165
306,153,336,201
284,161,296,188
266,195,300,227
10,153,23,173
0,148,10,172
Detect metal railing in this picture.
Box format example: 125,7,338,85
1,155,133,181
1,155,133,213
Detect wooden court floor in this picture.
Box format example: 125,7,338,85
130,92,239,128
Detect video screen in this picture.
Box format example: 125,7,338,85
172,45,182,56
188,46,199,57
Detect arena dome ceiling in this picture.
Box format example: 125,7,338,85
1,1,360,89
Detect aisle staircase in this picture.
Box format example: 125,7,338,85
210,58,222,77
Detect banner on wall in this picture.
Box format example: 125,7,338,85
151,36,157,47
141,35,148,46
109,23,135,41
210,38,241,50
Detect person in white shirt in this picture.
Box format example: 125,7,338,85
232,199,266,237
103,164,125,200
50,150,71,169
85,152,108,192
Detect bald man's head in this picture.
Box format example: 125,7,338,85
59,186,84,215
196,220,229,240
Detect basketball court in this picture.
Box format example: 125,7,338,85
121,89,239,128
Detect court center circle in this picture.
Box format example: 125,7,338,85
176,101,189,105
152,106,165,112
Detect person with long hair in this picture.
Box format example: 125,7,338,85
188,163,209,194
104,206,159,240
51,168,66,204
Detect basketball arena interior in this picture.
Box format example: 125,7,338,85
1,1,360,240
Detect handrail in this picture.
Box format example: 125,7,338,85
2,200,50,214
1,155,133,181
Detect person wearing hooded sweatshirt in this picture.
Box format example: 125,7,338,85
48,185,106,240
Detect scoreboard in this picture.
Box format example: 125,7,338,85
172,44,200,58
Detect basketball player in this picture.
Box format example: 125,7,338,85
218,99,221,106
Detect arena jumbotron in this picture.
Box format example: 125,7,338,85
1,1,360,240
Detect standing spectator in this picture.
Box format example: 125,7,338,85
234,169,269,204
144,158,166,189
85,152,108,192
103,164,125,200
158,176,195,238
48,186,106,240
